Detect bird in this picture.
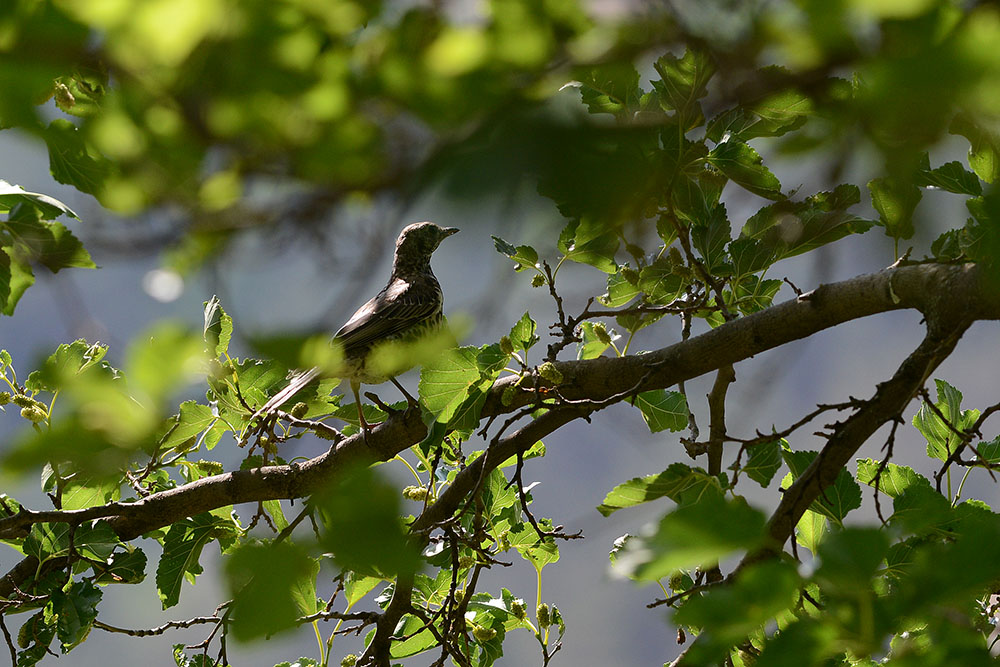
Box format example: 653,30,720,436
253,222,459,440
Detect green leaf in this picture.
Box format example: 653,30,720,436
0,180,78,220
61,474,121,510
577,322,612,360
419,344,503,429
2,216,95,273
491,236,538,272
345,571,382,607
795,508,827,555
950,114,1000,183
387,614,438,658
93,548,147,584
706,85,812,142
203,296,233,358
576,62,642,118
707,140,783,200
23,523,71,564
690,204,731,274
916,156,982,195
50,580,102,651
557,219,619,273
157,512,236,609
226,541,317,640
24,339,109,393
743,439,782,487
740,184,872,261
734,276,782,315
314,466,420,577
597,463,722,516
17,611,56,666
652,49,715,130
159,401,220,454
868,176,922,240
2,256,34,316
633,389,687,433
856,459,931,498
728,238,775,279
599,265,641,307
126,324,207,405
619,492,767,580
509,521,560,573
507,311,538,353
813,527,889,593
637,259,686,305
0,249,10,313
782,447,861,525
913,379,978,462
44,118,112,196
674,560,799,647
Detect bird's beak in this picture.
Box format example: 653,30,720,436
443,227,459,237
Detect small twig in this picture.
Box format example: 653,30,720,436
0,613,16,665
93,615,221,637
647,582,716,609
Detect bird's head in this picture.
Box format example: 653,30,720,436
393,222,459,273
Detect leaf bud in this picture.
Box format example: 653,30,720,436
537,362,563,385
536,603,551,629
289,402,308,418
531,273,546,288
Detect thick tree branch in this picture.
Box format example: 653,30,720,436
1,263,996,602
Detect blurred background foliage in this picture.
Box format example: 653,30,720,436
4,0,1000,665
3,0,1000,286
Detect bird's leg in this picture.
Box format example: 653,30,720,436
351,380,372,445
390,377,420,409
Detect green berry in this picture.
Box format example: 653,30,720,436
531,273,546,288
537,362,563,385
316,429,338,441
289,402,308,418
403,485,428,501
20,406,47,423
0,392,10,406
511,599,526,620
12,394,33,409
536,603,550,628
472,624,497,642
341,654,358,667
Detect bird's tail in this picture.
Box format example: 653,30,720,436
251,366,322,420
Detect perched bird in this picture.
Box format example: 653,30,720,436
254,222,458,439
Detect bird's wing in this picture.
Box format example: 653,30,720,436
252,366,322,419
334,277,441,352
